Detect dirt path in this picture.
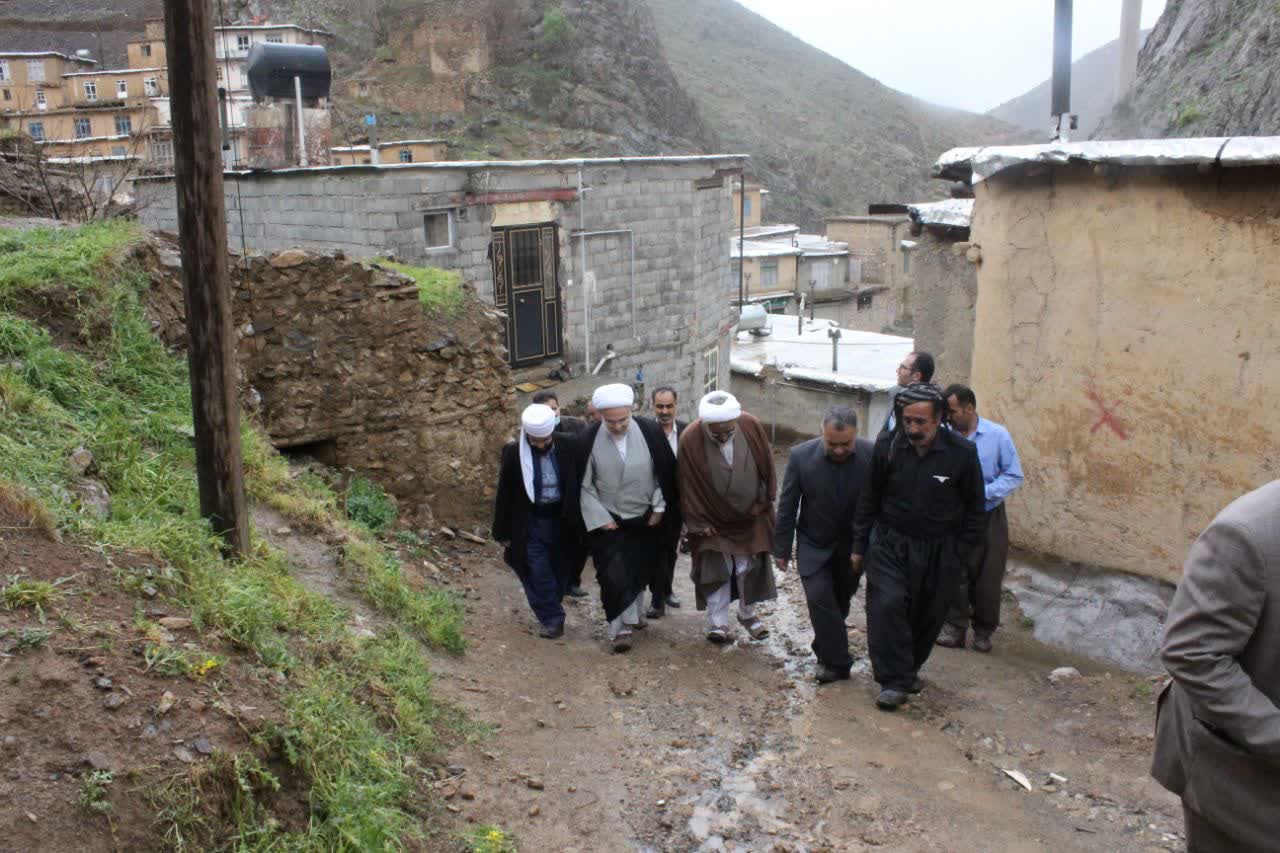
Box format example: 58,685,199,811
425,539,1185,852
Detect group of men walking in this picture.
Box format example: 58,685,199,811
493,382,780,653
492,349,1026,711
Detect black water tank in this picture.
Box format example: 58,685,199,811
245,42,331,100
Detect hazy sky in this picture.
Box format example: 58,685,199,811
734,0,1168,113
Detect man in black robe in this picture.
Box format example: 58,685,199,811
492,403,581,639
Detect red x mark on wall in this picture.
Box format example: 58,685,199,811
1085,386,1128,440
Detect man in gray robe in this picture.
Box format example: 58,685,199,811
579,383,675,652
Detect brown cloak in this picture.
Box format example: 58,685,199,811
678,412,778,608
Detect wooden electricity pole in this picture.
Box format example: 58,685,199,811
163,0,250,556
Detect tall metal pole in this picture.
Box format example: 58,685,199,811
1051,0,1074,140
1115,0,1143,99
738,170,746,307
163,0,250,557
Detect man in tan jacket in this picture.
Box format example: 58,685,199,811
1152,480,1280,852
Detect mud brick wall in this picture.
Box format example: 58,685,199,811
233,249,513,524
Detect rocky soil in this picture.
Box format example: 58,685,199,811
415,450,1185,852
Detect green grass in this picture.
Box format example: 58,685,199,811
1176,103,1205,129
0,220,476,848
380,261,464,315
346,476,397,533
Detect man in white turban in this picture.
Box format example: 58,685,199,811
678,391,778,643
492,403,582,639
579,383,675,652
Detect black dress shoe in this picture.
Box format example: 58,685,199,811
566,585,588,598
815,664,851,684
665,594,682,608
907,678,926,694
539,623,564,639
876,688,909,710
645,605,665,619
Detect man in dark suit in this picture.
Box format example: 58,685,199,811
492,403,582,639
773,406,874,683
646,386,687,618
1152,480,1280,851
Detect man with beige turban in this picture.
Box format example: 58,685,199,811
678,390,778,643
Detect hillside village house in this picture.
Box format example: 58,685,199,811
136,155,745,418
0,51,168,162
1,19,332,170
824,212,914,333
902,198,977,387
731,179,766,228
935,138,1280,585
125,19,334,166
330,139,449,166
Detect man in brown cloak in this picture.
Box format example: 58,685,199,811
678,390,778,643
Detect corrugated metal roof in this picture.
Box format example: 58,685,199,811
935,137,1280,184
907,198,973,229
732,239,802,259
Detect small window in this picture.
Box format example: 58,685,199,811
902,251,910,275
27,60,45,82
74,117,92,139
84,80,98,101
217,65,223,80
117,79,128,98
151,139,173,163
760,259,779,289
703,347,719,395
115,115,132,135
110,145,126,156
0,60,9,81
2,89,10,102
35,89,46,106
857,291,873,311
265,35,284,44
743,197,752,217
398,148,412,163
144,77,158,96
236,34,252,51
141,43,153,58
423,210,456,251
27,121,44,141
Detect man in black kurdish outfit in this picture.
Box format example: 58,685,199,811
853,383,985,710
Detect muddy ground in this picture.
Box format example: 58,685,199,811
425,538,1184,852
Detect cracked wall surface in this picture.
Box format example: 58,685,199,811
970,164,1280,583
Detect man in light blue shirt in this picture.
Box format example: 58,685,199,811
936,384,1023,653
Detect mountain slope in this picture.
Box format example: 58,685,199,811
990,31,1149,138
1095,0,1280,139
643,0,1035,227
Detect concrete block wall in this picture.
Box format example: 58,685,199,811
135,157,741,421
729,365,887,447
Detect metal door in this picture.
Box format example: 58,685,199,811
490,224,562,367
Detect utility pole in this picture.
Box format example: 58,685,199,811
163,0,250,557
738,169,746,307
1115,0,1143,100
1051,0,1077,141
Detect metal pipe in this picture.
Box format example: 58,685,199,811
592,349,616,375
1051,0,1073,139
578,166,589,373
293,75,308,167
738,169,746,307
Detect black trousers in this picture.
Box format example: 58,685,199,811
865,525,964,691
946,503,1009,636
648,512,681,605
568,523,590,587
799,549,860,673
